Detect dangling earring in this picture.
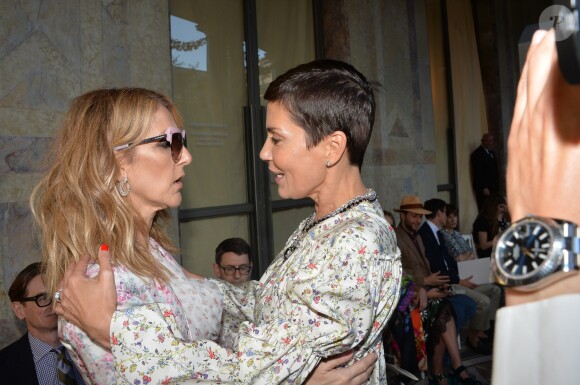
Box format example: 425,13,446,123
325,160,332,167
117,176,131,197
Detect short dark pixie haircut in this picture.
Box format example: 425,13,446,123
424,198,447,219
8,262,42,302
264,59,379,169
215,238,252,265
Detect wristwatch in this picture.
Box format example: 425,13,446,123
491,215,580,291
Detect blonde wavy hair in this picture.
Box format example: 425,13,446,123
31,88,181,295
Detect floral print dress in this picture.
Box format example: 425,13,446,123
216,194,402,384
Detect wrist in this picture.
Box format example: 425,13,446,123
506,271,580,306
493,215,580,300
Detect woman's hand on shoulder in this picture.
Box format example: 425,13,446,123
55,244,116,349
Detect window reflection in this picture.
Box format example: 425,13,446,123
170,15,207,71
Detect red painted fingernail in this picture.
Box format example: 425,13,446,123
100,244,109,251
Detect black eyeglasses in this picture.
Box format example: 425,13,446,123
114,127,187,163
219,265,252,276
19,292,52,308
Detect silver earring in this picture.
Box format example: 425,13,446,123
117,176,131,197
325,160,331,167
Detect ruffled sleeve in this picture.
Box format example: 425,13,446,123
211,279,260,350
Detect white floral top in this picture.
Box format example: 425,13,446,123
59,238,231,385
215,194,402,384
105,192,402,384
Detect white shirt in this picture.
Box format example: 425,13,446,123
492,294,580,384
426,219,441,244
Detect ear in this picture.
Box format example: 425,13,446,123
11,302,26,321
325,131,348,165
115,149,131,181
117,165,128,183
213,263,222,279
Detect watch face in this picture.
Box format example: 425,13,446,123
493,217,563,287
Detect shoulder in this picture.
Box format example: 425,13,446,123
329,201,398,256
417,222,431,237
440,229,457,242
473,216,489,228
394,225,407,240
394,224,406,236
471,146,484,156
0,333,31,363
394,226,414,248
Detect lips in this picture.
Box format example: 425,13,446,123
269,168,284,179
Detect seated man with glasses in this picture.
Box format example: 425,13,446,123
0,262,85,385
213,237,253,285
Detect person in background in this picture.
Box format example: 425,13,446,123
470,133,499,211
441,204,476,261
491,29,580,385
472,194,509,259
52,59,402,385
0,262,85,385
419,199,500,355
392,196,479,385
213,237,253,285
383,210,396,227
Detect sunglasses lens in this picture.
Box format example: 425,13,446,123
170,133,184,162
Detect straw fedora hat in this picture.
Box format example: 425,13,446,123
393,195,432,215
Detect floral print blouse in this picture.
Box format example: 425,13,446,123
102,191,402,384
215,195,402,384
59,238,232,385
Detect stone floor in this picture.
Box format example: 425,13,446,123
387,337,493,384
462,347,492,385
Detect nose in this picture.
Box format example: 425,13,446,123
259,140,271,162
180,147,193,166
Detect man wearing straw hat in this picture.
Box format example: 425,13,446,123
394,196,476,332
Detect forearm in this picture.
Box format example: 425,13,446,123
111,303,238,383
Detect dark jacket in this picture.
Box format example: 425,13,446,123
417,221,460,284
0,333,39,385
470,145,499,196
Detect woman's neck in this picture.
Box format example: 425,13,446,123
314,185,368,219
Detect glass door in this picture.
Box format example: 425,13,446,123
170,0,315,277
255,0,316,257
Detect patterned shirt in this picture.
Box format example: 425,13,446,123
440,229,472,259
108,191,402,384
28,333,85,385
60,238,230,384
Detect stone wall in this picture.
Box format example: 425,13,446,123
0,0,173,348
321,0,438,218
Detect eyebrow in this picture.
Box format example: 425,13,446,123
24,291,46,297
222,264,252,267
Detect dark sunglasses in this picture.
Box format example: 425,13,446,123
19,292,52,308
114,127,187,163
